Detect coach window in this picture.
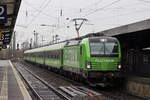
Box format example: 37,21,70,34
41,53,42,58
46,52,47,58
46,52,48,58
54,54,56,59
39,53,41,58
51,53,53,58
37,53,39,57
49,54,52,58
55,54,56,59
53,54,55,59
54,55,56,59
49,51,52,58
56,54,58,59
38,52,40,58
58,51,60,59
40,53,42,58
49,53,51,58
54,51,56,59
56,51,58,59
51,54,52,58
57,54,59,59
51,52,53,58
54,51,56,58
47,52,49,58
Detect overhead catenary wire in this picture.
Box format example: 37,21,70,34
59,0,121,29
89,7,150,25
54,0,148,19
25,0,53,27
23,0,57,19
137,0,150,3
82,0,150,17
83,0,121,17
16,0,150,45
23,0,58,28
24,0,50,19
81,0,104,11
59,0,121,19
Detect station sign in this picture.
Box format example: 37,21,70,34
0,29,4,41
0,5,7,24
0,33,3,45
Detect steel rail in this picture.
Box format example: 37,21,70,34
15,62,71,100
15,63,43,100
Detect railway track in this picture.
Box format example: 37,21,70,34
13,62,102,100
14,61,147,100
14,62,71,100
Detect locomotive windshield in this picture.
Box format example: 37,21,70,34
90,38,119,57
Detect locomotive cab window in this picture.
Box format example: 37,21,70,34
90,38,119,57
105,42,118,55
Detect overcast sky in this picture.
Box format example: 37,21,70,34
15,0,150,45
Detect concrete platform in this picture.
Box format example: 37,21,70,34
0,60,32,100
125,76,150,99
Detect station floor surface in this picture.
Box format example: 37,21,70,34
0,60,32,100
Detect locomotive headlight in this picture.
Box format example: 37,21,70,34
118,64,121,69
86,62,91,69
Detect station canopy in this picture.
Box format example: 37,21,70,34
0,0,21,47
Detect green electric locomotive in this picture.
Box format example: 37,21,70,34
63,36,121,86
24,36,121,86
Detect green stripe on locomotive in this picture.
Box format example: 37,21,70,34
89,57,120,71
